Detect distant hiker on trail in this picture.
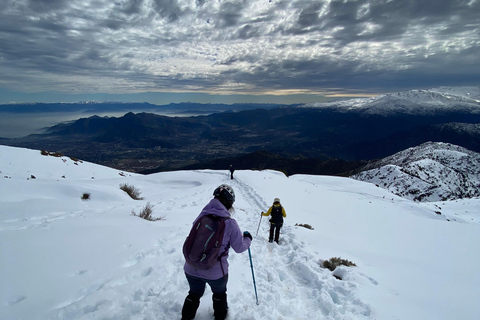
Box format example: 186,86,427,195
262,198,287,244
182,184,252,320
229,165,235,180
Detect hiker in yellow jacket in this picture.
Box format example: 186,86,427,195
262,198,286,243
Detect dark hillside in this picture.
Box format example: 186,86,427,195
2,106,480,174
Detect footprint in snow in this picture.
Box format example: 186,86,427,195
68,270,88,277
5,295,27,305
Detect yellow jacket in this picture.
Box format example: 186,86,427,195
262,204,286,219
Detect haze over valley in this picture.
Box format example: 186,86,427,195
1,87,479,176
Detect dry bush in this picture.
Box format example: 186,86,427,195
295,223,314,230
120,183,143,200
132,202,163,221
40,150,63,157
322,257,357,272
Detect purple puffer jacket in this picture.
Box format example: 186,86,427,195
184,198,251,280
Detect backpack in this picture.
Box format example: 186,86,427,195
270,205,284,224
183,215,229,270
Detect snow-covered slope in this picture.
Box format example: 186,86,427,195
1,146,480,320
351,142,480,202
0,147,135,181
304,86,480,115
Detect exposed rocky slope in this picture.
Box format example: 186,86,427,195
351,142,480,202
306,86,480,115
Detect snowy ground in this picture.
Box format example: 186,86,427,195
1,145,480,320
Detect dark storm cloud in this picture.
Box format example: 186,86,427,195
237,25,261,40
152,0,184,22
26,0,67,12
120,0,144,15
295,2,325,30
283,0,480,46
0,0,479,100
219,57,363,92
217,1,245,27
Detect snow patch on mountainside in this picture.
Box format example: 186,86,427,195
0,146,135,181
351,142,480,202
304,86,480,115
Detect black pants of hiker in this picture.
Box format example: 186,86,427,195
269,223,282,243
182,273,229,320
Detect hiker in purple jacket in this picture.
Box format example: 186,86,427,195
181,184,252,320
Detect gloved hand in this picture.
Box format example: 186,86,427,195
243,231,252,241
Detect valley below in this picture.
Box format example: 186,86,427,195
2,87,480,176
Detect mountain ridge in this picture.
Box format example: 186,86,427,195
304,86,480,115
1,86,480,173
352,142,480,202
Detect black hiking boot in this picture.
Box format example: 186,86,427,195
212,293,228,320
181,295,200,320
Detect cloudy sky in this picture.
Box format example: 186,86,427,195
0,0,479,104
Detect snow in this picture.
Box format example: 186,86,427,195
303,86,480,115
1,145,480,320
352,142,480,202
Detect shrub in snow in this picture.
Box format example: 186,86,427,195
81,193,91,200
40,150,64,157
132,202,163,221
295,223,314,230
322,257,357,272
120,183,143,200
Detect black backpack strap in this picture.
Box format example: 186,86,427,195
216,216,230,278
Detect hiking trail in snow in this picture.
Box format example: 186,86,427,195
4,148,479,320
38,171,373,320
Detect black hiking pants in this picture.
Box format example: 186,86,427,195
269,223,282,243
182,273,229,320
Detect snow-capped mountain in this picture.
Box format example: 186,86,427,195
351,142,480,202
305,86,480,115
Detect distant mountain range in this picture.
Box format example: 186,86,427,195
305,86,480,115
1,86,479,175
352,142,480,202
0,101,286,114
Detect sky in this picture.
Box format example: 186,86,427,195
0,0,479,104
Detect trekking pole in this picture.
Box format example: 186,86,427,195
256,214,263,236
248,248,259,305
